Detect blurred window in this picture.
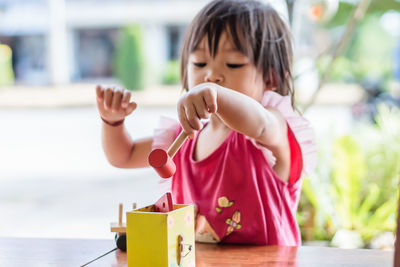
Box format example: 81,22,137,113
166,25,184,61
75,28,118,80
0,35,47,85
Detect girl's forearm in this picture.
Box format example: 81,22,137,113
215,86,281,144
101,123,135,167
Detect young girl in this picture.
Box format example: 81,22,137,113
96,0,316,246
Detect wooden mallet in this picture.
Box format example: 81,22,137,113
148,130,188,178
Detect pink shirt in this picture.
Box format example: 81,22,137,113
152,91,317,245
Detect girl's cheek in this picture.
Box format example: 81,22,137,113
187,66,201,89
187,73,195,89
187,66,194,89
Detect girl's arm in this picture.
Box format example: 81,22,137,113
178,82,287,148
101,123,153,168
96,85,152,168
215,85,287,148
178,83,290,181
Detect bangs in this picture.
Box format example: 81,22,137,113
187,1,255,61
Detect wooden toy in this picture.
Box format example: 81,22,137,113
154,192,173,213
109,194,174,251
110,203,136,251
126,194,195,266
148,130,188,178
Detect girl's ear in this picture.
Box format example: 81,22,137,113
265,69,278,91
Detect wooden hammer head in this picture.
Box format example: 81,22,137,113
148,148,176,178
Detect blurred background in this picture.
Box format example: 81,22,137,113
0,0,399,250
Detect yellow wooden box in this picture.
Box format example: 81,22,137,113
126,204,195,267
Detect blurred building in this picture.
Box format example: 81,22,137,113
0,0,212,86
0,0,287,86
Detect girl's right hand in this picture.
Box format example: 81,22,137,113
96,85,138,123
177,83,218,138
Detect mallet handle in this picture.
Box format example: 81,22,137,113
167,130,188,158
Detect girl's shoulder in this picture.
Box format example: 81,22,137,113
261,90,296,117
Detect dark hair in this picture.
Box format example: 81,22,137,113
180,0,294,105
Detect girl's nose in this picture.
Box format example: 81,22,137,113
204,68,223,83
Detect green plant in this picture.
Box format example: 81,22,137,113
162,60,180,85
348,15,396,82
298,136,336,242
330,135,397,242
0,44,14,87
299,105,400,243
360,105,400,205
317,14,396,84
299,176,335,241
113,25,144,91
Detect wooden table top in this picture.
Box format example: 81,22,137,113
0,237,393,267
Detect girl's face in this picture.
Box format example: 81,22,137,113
187,31,266,102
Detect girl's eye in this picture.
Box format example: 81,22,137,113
227,64,244,69
193,62,206,67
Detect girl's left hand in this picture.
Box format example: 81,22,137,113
177,83,218,138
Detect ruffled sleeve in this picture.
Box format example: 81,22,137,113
152,116,180,151
251,91,317,175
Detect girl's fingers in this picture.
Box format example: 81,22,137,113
185,103,203,131
178,106,195,139
125,102,138,115
202,87,218,113
111,87,123,112
96,85,104,102
194,97,210,119
121,90,131,108
104,87,113,110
